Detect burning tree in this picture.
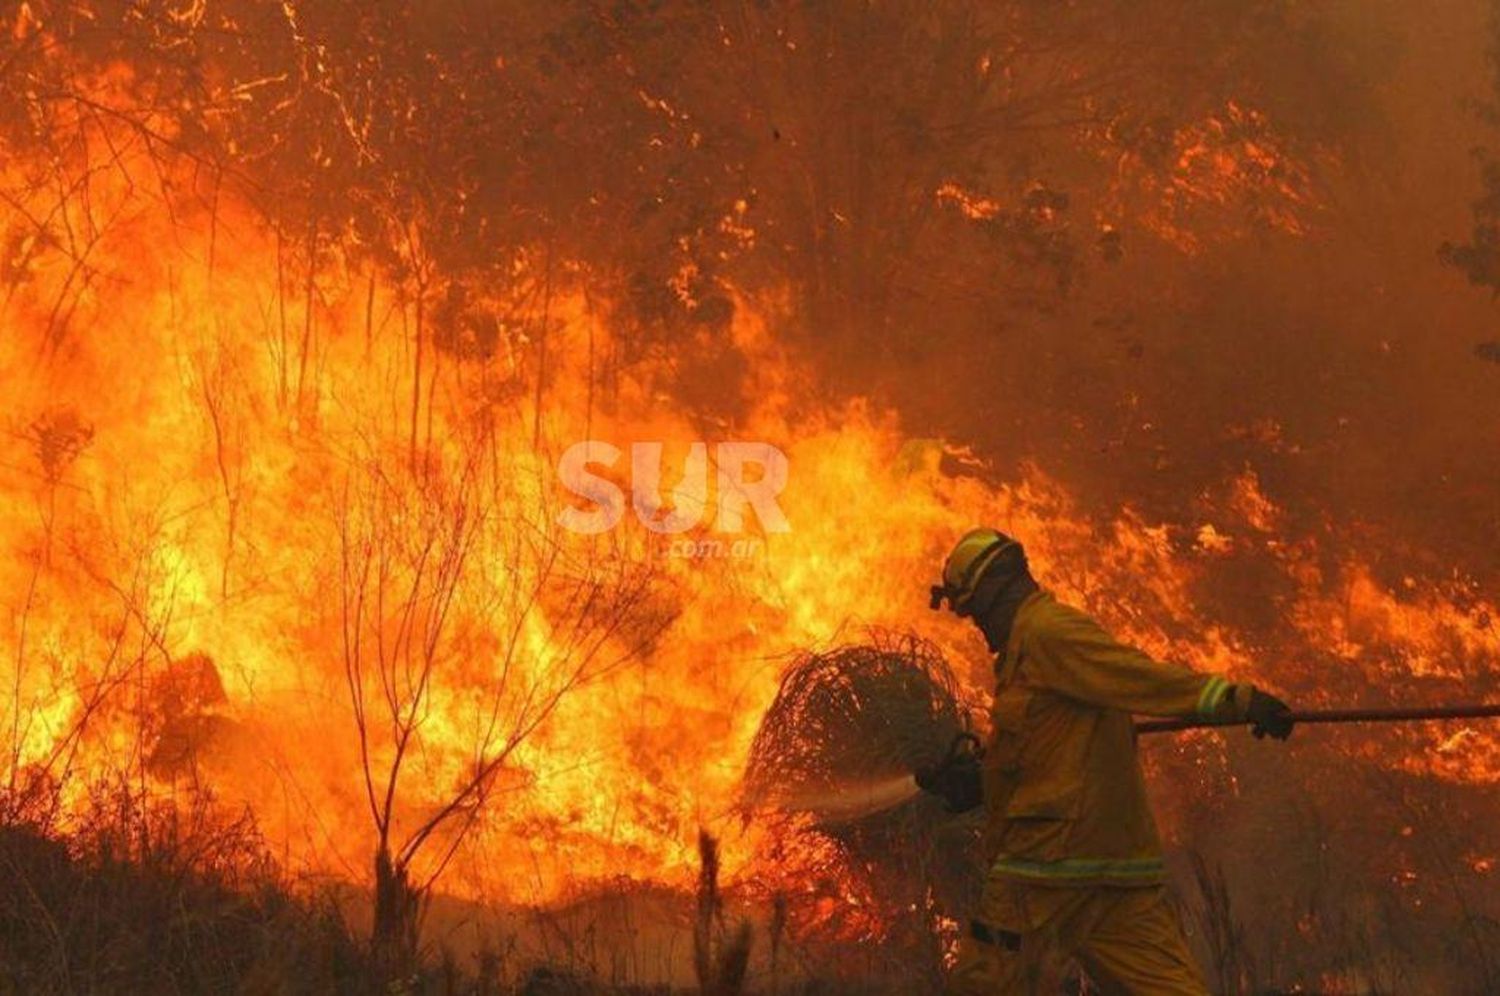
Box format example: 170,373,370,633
335,446,663,981
0,407,186,831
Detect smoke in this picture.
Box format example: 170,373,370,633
899,1,1500,574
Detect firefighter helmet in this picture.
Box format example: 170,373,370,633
930,528,1020,612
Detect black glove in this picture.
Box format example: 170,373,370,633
914,733,984,813
1246,689,1295,740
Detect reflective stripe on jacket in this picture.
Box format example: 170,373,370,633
981,591,1252,888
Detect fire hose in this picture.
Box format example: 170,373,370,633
1134,702,1500,734
906,704,1500,817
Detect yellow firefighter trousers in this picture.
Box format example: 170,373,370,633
947,885,1207,996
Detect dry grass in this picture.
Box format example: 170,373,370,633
743,632,983,990
0,784,371,995
745,631,969,801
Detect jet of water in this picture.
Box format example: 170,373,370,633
768,773,923,825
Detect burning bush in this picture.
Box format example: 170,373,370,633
744,633,983,987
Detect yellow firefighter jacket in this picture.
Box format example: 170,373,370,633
981,590,1252,888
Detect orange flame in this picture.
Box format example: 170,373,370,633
0,77,1495,935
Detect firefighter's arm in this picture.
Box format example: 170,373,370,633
1025,607,1256,722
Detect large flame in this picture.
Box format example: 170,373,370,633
2,59,1496,951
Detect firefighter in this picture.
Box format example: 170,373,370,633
920,528,1294,995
